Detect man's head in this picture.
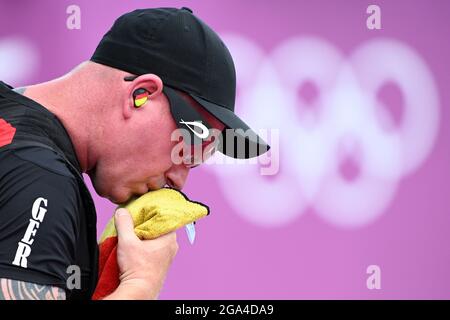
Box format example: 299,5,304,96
37,7,269,204
73,63,225,204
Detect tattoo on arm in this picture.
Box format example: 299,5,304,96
0,278,66,300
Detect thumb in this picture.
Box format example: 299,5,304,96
114,208,137,243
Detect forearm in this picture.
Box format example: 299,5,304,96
0,278,66,300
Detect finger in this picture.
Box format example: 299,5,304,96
157,231,177,241
143,231,177,245
114,208,138,244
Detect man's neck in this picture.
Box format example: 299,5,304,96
21,77,93,173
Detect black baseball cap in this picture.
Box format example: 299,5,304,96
90,7,270,159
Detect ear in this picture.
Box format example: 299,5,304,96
123,74,164,119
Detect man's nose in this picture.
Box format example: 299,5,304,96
165,164,190,190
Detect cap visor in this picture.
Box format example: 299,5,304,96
164,86,212,145
190,94,270,159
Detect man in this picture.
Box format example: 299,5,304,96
0,7,269,300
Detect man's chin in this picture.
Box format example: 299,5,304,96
90,179,131,204
94,186,131,205
97,183,165,204
107,193,133,205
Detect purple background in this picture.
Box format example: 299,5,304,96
1,0,450,299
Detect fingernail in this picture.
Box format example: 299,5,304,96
115,208,127,217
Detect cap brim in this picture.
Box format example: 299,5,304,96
164,86,212,146
190,94,270,159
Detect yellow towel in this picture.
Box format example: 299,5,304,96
99,187,209,242
93,188,209,300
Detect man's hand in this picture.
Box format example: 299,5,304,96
104,208,179,300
